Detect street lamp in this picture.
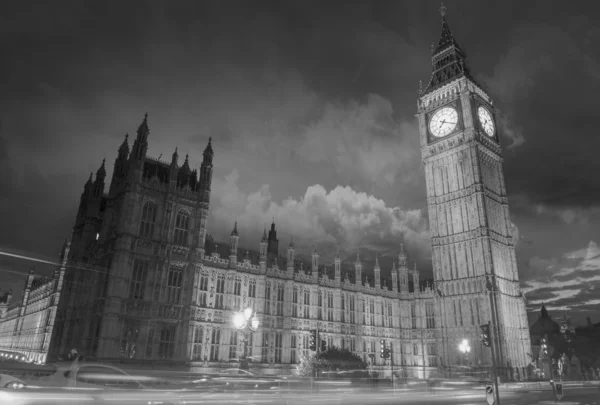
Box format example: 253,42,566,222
233,307,259,370
459,339,471,370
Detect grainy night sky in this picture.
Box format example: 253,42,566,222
0,0,599,325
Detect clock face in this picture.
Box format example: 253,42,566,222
429,107,458,138
477,106,495,137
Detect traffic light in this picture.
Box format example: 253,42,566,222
321,340,327,352
309,329,317,351
480,324,491,347
541,337,548,355
380,339,388,358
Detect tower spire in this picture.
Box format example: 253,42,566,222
423,3,476,94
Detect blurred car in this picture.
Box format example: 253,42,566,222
193,368,284,392
0,373,28,390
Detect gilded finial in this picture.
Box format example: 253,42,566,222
440,2,447,17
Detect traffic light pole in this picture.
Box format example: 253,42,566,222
488,321,501,405
390,346,394,394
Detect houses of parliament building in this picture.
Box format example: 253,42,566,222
0,6,531,380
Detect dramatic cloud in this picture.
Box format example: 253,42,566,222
208,169,430,261
523,241,600,323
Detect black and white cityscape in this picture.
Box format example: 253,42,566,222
0,1,598,404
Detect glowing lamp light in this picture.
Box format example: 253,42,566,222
459,339,471,354
251,315,259,331
244,307,253,320
233,312,246,329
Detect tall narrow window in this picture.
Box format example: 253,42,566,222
229,330,238,360
215,275,225,309
411,304,417,329
210,329,221,361
426,302,436,329
469,300,475,326
349,296,355,324
318,291,323,320
292,288,298,317
341,294,345,323
173,210,190,245
275,332,282,363
145,328,154,358
290,334,297,363
158,325,176,359
303,290,310,319
139,201,157,239
198,273,208,307
387,302,393,327
192,326,203,360
276,284,284,316
265,282,271,315
233,277,242,310
261,332,269,362
327,292,333,321
248,279,256,298
166,265,183,304
128,259,148,300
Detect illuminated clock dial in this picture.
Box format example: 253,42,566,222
477,106,495,137
429,107,458,138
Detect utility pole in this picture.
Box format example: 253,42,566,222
481,322,500,405
390,343,395,393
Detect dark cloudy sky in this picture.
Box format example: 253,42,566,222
0,0,599,326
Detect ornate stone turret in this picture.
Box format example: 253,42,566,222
259,226,268,266
229,222,239,267
267,220,279,264
311,244,319,274
411,262,420,293
391,259,398,292
398,245,409,293
198,137,213,204
354,252,362,286
286,237,295,273
130,113,149,162
374,253,381,289
110,134,130,195
93,159,106,198
334,248,341,282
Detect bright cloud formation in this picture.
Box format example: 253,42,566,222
208,169,430,258
523,241,600,318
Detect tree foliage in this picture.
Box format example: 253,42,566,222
296,346,367,377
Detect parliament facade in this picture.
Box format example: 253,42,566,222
50,114,438,377
0,7,531,379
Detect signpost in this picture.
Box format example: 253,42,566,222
554,357,564,402
481,322,500,405
486,384,495,405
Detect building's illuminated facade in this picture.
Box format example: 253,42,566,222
0,243,67,364
30,114,439,377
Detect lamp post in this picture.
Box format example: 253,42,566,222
232,307,259,370
459,339,471,376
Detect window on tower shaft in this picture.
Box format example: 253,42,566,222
173,211,190,246
139,202,157,239
166,266,183,304
128,259,148,300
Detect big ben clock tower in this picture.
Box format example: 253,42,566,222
417,5,531,379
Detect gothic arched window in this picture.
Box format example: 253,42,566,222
139,201,157,239
166,266,183,304
173,210,190,245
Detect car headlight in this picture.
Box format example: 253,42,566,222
5,381,26,390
